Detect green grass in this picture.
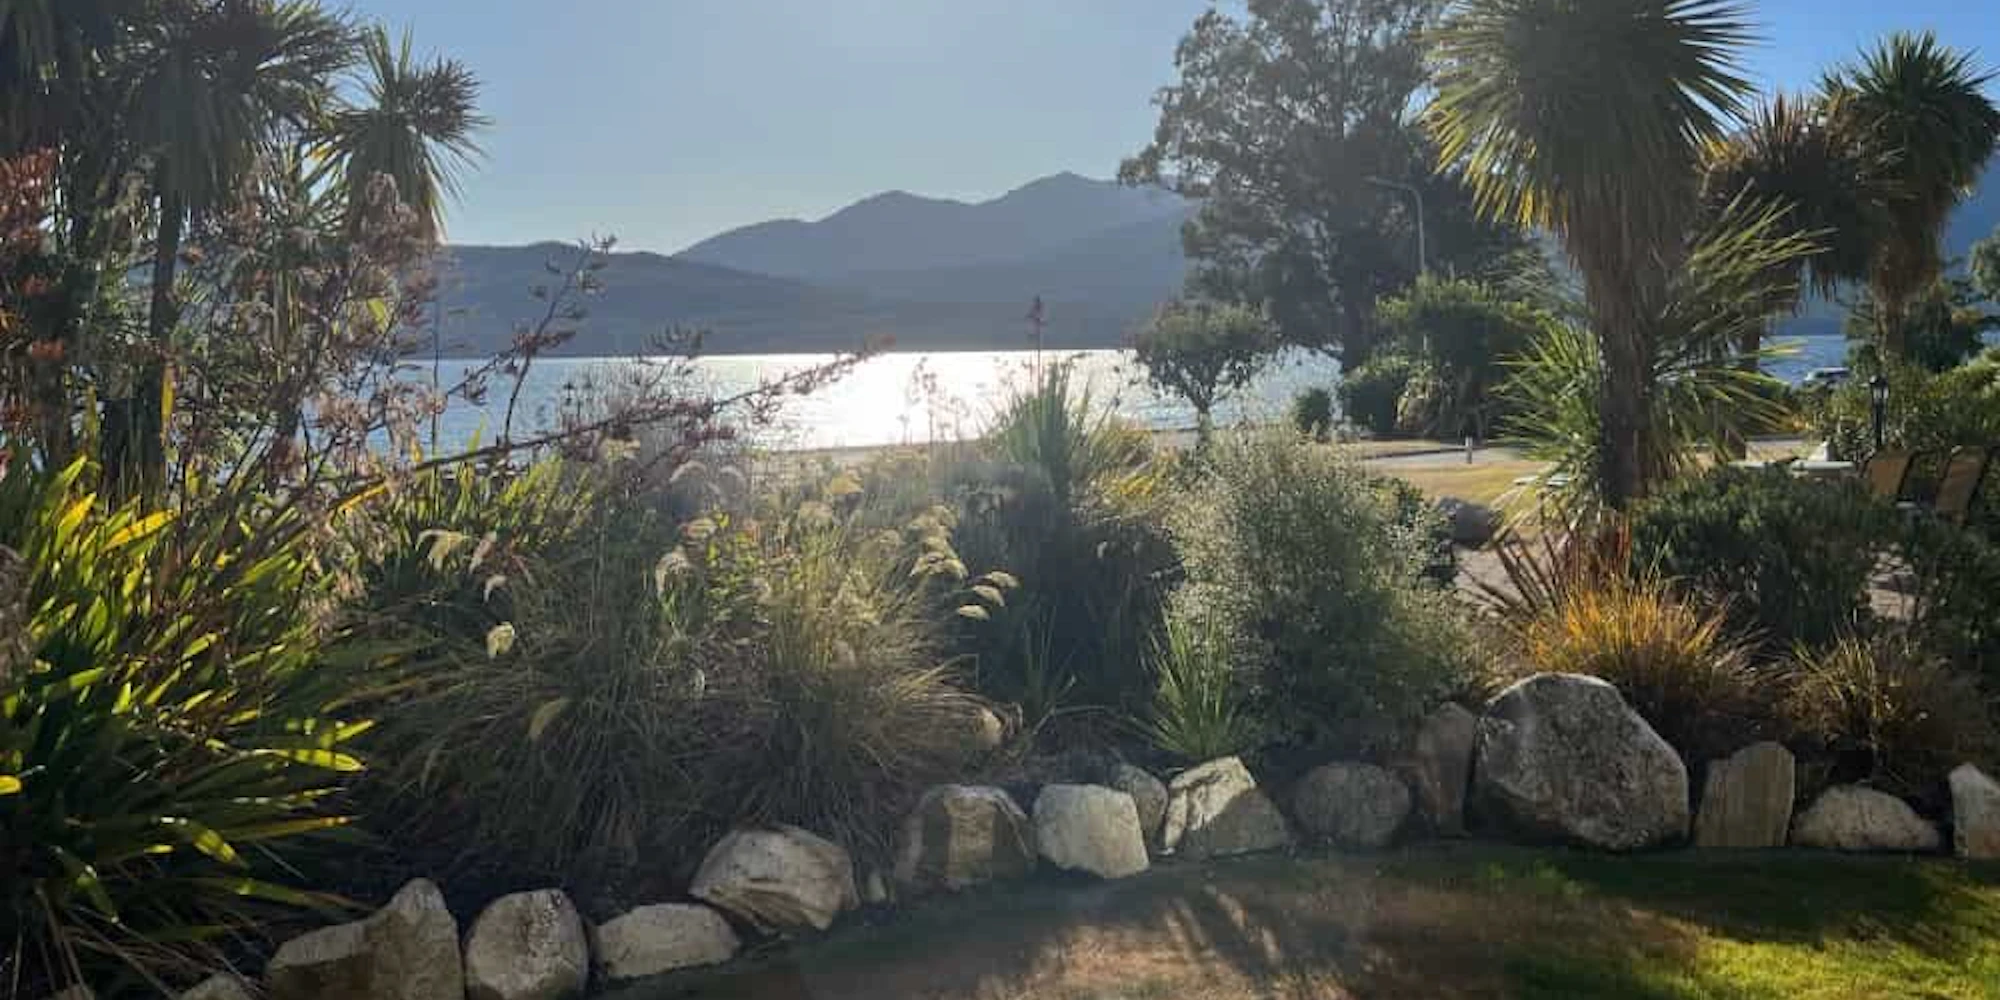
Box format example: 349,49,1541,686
614,844,2000,1000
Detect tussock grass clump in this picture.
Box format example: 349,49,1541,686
1783,632,1999,805
351,460,994,888
1508,572,1764,762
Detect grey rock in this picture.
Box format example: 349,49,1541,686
1293,763,1411,849
1406,704,1478,836
181,975,254,1000
892,785,1036,893
862,867,893,906
690,825,858,933
1472,674,1689,851
591,904,741,983
1436,497,1501,547
1951,764,2000,859
1694,742,1796,849
464,890,589,1000
1032,784,1150,879
1106,764,1169,850
267,879,463,1000
1792,785,1941,853
1161,757,1294,860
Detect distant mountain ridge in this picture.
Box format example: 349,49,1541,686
436,166,2000,357
436,173,1194,356
676,172,1187,279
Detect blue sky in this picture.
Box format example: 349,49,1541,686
339,1,2000,253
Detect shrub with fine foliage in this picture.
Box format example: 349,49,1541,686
1175,433,1469,758
1631,467,1897,652
1337,353,1425,437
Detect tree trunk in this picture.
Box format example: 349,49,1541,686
1593,282,1655,512
109,186,182,496
1335,283,1379,369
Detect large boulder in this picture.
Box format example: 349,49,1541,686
181,975,253,1000
1292,763,1411,849
1032,784,1149,879
592,904,741,983
1791,785,1941,853
1693,742,1795,849
267,879,463,1000
1951,764,2000,859
1106,763,1169,850
1404,704,1478,836
1472,674,1689,851
1161,757,1294,860
690,825,858,933
1436,497,1501,547
892,785,1036,893
463,890,589,1000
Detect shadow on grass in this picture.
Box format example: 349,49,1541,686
1413,845,2000,959
606,845,2000,1000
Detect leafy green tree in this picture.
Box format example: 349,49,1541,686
321,25,488,239
1844,276,2000,375
1120,0,1518,365
109,0,353,492
1823,32,2000,358
1132,299,1276,444
1426,0,1755,508
1973,227,2000,304
1377,275,1546,438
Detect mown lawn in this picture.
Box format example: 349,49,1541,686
617,844,2000,1000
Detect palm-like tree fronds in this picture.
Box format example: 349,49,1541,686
1702,93,1885,303
125,0,354,215
322,25,487,239
1502,199,1811,521
1822,31,2000,353
1427,0,1754,243
1425,0,1756,507
0,0,134,152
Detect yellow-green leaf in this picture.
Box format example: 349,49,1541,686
485,623,517,659
160,817,241,866
0,775,21,796
104,510,173,549
260,749,365,772
955,605,991,621
527,697,571,742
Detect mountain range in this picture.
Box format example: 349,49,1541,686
434,167,2000,357
434,173,1192,356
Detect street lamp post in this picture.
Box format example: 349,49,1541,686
1869,374,1890,452
1365,175,1427,276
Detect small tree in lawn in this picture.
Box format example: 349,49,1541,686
1134,298,1276,446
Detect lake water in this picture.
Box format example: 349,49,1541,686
429,336,1849,454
